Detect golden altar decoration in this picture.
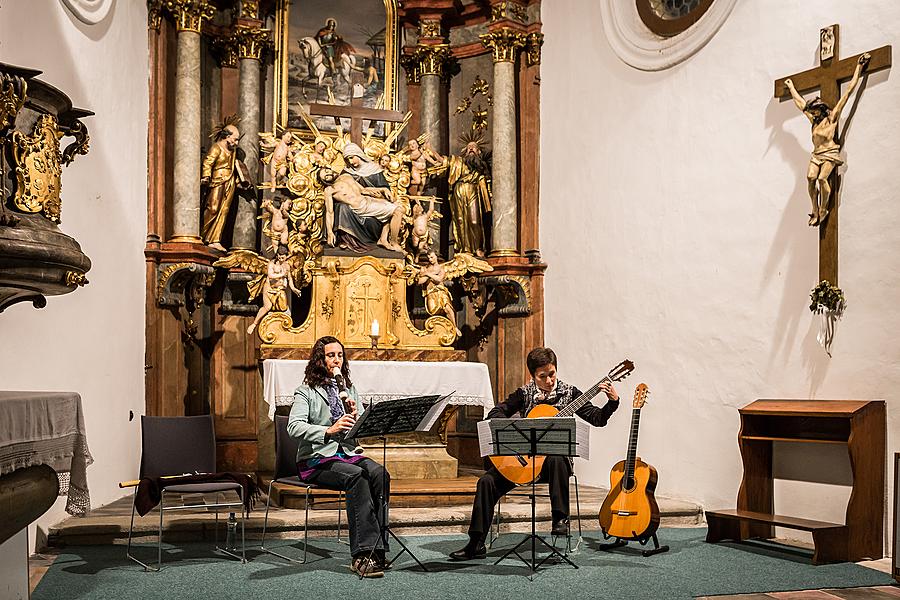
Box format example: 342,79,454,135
257,254,456,351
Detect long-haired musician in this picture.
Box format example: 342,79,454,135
449,347,620,560
287,336,391,577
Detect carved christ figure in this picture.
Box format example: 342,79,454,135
785,53,869,226
319,167,405,252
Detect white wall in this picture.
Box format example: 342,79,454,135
0,1,148,549
542,1,900,549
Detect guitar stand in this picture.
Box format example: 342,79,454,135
598,530,669,557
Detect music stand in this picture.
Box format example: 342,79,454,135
486,417,580,573
346,393,449,575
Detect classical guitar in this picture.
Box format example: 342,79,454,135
490,359,634,485
598,383,661,541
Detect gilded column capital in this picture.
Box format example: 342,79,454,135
480,28,527,63
147,0,163,30
400,52,422,85
163,0,215,33
525,32,544,67
235,24,271,61
415,43,452,77
212,35,239,68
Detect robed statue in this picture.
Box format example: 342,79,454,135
201,115,250,251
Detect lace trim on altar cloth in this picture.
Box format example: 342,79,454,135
275,393,490,407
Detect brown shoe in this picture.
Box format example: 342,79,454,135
351,556,385,578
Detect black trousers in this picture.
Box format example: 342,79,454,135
468,455,572,541
301,457,390,557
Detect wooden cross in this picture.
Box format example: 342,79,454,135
309,94,406,146
774,25,891,285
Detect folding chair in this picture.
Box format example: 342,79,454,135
259,415,345,563
489,473,584,554
125,415,247,571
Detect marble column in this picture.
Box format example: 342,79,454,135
167,0,215,242
416,44,451,155
233,24,269,250
481,28,526,257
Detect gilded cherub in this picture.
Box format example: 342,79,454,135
213,246,304,335
406,251,493,337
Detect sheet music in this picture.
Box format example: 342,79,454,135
476,416,591,458
415,393,453,432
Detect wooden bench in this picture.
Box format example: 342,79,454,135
705,508,846,565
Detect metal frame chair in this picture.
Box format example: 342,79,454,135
488,473,584,555
125,415,247,571
259,415,345,563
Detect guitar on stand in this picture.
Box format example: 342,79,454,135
489,359,635,485
598,383,669,556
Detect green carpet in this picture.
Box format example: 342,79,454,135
33,528,893,600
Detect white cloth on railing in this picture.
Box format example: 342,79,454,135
262,359,495,420
0,391,93,515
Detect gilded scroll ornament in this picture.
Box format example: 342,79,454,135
414,44,452,77
0,77,26,133
418,19,441,40
235,24,272,61
491,2,528,24
61,120,90,166
65,271,89,287
12,115,65,222
240,0,259,19
480,28,527,63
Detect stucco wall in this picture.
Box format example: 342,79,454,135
541,1,899,549
0,1,148,549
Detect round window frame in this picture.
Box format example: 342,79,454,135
600,0,737,71
636,0,715,38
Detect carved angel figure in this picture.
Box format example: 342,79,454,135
401,133,442,195
406,251,493,337
259,131,296,190
261,196,292,253
407,196,441,258
214,247,304,335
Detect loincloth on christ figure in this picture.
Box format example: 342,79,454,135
810,146,844,167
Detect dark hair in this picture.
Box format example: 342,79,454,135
526,347,557,376
304,336,352,388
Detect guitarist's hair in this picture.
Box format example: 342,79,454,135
526,347,557,376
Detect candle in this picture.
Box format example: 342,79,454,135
371,319,380,336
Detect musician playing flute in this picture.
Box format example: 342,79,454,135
449,347,620,561
288,336,391,578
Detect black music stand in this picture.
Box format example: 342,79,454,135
487,417,580,574
346,393,448,575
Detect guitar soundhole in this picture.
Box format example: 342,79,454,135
623,477,636,492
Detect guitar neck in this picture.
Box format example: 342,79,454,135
624,407,642,481
555,375,611,418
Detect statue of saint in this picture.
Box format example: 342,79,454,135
785,53,869,226
201,116,250,251
432,138,492,257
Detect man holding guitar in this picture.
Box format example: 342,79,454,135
449,347,623,561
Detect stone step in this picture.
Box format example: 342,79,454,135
47,478,704,548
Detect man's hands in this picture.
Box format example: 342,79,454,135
599,381,619,402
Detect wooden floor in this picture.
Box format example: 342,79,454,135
699,583,900,599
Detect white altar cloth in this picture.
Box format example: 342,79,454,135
263,359,495,420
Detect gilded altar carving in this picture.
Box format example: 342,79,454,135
65,271,89,287
162,0,215,33
414,44,452,78
147,0,164,30
480,28,527,63
240,0,259,20
491,2,528,24
212,35,239,69
12,115,65,222
257,255,457,350
235,24,271,61
418,19,441,40
400,52,422,85
156,262,215,307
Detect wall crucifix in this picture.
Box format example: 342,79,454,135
309,94,406,146
774,25,891,285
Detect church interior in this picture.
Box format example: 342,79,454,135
2,0,900,598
